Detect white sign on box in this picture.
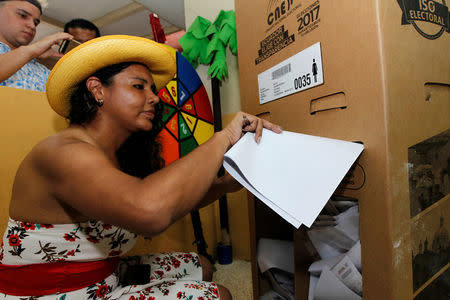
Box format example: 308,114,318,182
258,42,323,104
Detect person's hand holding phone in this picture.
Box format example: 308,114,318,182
58,39,82,54
27,32,73,59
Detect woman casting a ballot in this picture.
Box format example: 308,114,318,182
0,35,282,299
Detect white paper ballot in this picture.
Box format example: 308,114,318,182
308,254,344,276
223,129,364,228
307,229,346,259
308,240,362,276
314,268,362,300
257,238,294,274
308,275,319,300
347,240,362,272
335,206,360,243
330,255,363,296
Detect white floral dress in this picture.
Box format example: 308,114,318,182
0,218,220,299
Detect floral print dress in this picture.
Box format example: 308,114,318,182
0,218,221,299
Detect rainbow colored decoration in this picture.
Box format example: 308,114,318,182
157,51,214,165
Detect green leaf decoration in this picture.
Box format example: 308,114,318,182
198,39,214,65
205,23,218,38
208,46,228,80
179,32,200,66
180,10,237,81
187,16,212,39
206,35,222,58
228,33,237,55
179,30,213,66
213,10,237,56
213,10,236,31
217,24,234,47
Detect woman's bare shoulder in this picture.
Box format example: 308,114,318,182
28,127,109,172
36,126,93,148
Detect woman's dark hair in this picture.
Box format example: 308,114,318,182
69,62,165,178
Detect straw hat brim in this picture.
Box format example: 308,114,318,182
46,35,177,117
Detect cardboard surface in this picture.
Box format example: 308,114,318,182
235,0,449,299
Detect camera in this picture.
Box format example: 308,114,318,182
58,39,82,54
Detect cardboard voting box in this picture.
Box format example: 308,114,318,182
235,1,449,299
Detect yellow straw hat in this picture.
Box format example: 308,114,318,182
46,35,177,117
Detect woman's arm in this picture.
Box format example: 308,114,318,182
37,112,281,236
194,173,242,210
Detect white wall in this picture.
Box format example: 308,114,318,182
184,0,241,116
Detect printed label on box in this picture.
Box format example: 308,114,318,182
257,42,323,104
397,0,449,40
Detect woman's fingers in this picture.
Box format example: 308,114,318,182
254,118,264,143
238,112,283,143
224,112,282,147
262,119,283,133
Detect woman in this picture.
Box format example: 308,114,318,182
0,35,282,299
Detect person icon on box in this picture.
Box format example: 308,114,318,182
312,58,318,83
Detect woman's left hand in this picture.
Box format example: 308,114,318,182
222,111,282,147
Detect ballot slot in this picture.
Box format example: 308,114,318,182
255,111,272,121
309,92,347,115
423,82,449,102
336,154,366,193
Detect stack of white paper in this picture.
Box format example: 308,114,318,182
223,129,364,228
307,203,363,299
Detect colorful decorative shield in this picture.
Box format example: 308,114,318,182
157,51,214,165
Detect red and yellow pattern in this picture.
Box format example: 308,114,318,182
158,50,214,166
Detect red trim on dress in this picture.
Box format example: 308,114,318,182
0,257,119,296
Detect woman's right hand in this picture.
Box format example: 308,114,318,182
222,111,282,147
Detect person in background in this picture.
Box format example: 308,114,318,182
64,18,100,43
0,0,72,91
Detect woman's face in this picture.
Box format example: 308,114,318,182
101,64,160,132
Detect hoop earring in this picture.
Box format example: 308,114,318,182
97,99,104,107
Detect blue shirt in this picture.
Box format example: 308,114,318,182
0,42,50,92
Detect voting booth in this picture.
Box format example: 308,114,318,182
235,0,449,299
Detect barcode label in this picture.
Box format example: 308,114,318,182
258,42,323,105
271,63,291,80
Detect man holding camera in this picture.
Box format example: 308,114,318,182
0,0,71,91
